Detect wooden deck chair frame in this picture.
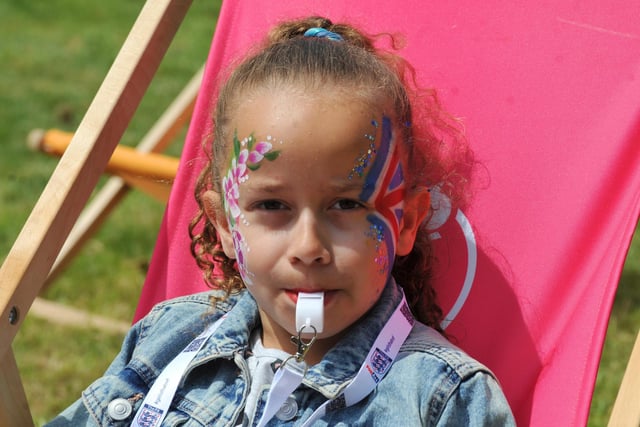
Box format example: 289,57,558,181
0,1,638,425
33,65,202,291
0,1,193,424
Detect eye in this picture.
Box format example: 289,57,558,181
332,199,365,211
254,200,288,210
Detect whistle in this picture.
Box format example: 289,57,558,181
295,292,324,333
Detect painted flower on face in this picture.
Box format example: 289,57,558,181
222,133,280,227
232,229,254,285
222,132,280,286
222,157,243,221
247,140,273,164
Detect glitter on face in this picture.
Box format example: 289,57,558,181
348,120,379,180
368,222,385,243
366,222,389,275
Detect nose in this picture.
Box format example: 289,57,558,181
288,210,331,266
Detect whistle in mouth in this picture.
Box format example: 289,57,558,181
295,292,324,333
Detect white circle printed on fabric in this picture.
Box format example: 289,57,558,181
426,186,477,330
275,396,298,421
107,397,133,421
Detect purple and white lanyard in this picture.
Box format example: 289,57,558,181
131,291,414,427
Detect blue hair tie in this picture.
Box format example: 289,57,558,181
303,27,344,42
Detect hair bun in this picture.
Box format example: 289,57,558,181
268,16,334,42
303,27,344,42
267,16,373,51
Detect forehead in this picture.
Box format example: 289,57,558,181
230,87,383,161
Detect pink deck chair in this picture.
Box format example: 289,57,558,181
134,1,640,426
0,0,638,425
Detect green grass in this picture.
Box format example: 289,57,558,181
589,237,640,427
1,1,220,424
1,2,638,425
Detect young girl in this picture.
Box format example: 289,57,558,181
49,16,515,426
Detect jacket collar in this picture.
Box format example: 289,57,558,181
188,278,405,399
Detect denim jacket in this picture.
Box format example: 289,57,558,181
47,281,515,426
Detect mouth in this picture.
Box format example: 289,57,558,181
285,289,336,305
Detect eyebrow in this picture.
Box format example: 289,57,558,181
243,178,365,194
329,180,366,193
241,181,285,194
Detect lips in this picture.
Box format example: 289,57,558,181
285,289,336,304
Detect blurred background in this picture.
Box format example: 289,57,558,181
0,1,637,425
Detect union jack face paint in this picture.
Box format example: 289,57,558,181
357,117,406,272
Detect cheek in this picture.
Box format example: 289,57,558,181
365,215,395,276
230,224,282,287
231,227,255,286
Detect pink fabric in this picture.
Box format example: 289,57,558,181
135,1,640,425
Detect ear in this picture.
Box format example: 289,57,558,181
396,189,431,256
202,190,236,259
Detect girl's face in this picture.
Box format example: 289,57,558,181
205,87,428,359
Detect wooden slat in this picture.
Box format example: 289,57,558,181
0,0,192,357
30,297,131,335
0,0,192,422
37,66,204,290
41,65,203,288
42,177,130,289
0,349,32,427
608,326,640,427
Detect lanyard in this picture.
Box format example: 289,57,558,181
298,294,413,426
131,293,413,427
255,292,322,427
130,315,227,427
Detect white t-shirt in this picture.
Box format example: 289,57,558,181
239,330,292,426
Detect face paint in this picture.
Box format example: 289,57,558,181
231,229,254,285
366,222,389,275
222,132,280,285
348,124,377,180
357,116,406,272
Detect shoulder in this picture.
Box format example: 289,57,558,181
138,291,242,331
145,289,240,317
127,290,246,357
399,322,492,380
388,322,515,425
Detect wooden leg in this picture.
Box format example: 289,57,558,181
608,326,640,426
0,349,33,427
0,0,193,356
0,0,193,419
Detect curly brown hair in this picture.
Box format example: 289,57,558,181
189,16,473,334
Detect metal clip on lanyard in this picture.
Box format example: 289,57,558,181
290,324,317,363
255,292,324,427
290,291,324,362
